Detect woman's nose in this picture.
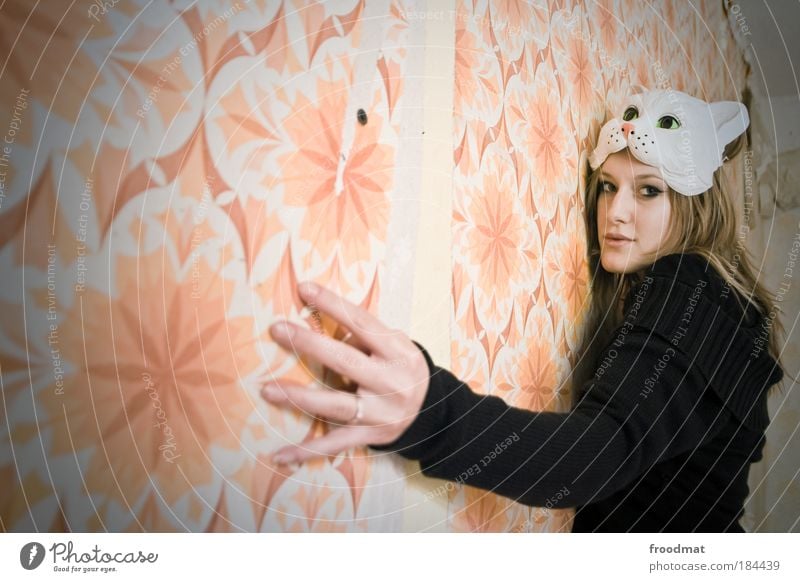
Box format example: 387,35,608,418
608,188,634,222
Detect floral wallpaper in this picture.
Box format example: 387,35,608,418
2,0,775,533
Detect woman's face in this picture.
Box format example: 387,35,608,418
596,150,673,275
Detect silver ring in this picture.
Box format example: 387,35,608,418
346,393,363,425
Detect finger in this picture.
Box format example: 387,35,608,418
271,426,370,465
322,363,358,394
334,325,369,353
269,320,381,392
299,302,371,354
261,382,363,426
324,329,364,388
296,281,400,358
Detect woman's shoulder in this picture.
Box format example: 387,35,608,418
646,252,716,286
627,252,780,433
624,252,730,331
623,253,718,317
640,252,760,327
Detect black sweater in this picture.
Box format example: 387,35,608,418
369,253,784,532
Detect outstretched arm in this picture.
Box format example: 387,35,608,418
262,281,729,509
370,336,730,509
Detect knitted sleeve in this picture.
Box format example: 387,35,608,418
368,334,731,509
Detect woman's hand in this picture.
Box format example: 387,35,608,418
262,281,430,465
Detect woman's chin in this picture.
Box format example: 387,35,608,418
600,249,641,274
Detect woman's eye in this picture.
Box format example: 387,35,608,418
640,185,663,197
622,106,638,121
599,181,616,194
657,115,680,129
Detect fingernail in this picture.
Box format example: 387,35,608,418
299,281,319,298
270,322,294,340
262,382,289,402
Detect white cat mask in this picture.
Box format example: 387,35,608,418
588,89,749,196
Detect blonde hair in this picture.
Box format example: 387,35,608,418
573,137,790,399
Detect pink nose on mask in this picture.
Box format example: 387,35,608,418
621,122,634,138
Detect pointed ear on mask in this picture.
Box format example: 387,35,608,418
710,101,749,155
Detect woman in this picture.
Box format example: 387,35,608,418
261,88,787,532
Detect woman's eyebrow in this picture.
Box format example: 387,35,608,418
635,173,666,181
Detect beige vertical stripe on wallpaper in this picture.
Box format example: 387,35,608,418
338,0,409,531
401,0,456,532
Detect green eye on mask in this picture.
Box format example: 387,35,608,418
622,106,638,121
657,115,681,129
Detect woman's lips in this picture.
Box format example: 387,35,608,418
604,234,634,246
